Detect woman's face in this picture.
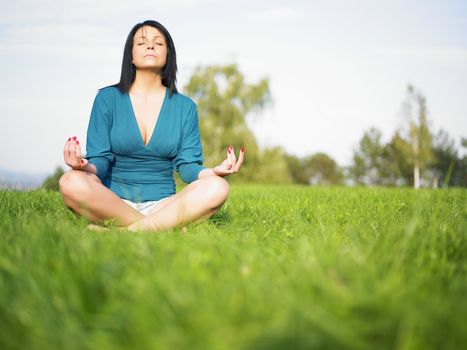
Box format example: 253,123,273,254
131,26,167,71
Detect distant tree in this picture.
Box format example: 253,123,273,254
252,146,293,184
349,127,385,186
400,84,434,189
184,64,291,183
284,152,342,185
429,129,460,187
304,153,344,186
380,131,412,186
284,153,310,185
42,166,65,191
460,138,467,187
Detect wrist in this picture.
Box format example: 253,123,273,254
83,162,97,175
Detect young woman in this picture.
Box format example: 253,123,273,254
59,20,244,232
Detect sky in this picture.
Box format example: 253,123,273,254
1,0,466,174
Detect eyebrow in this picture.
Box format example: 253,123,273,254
135,35,164,40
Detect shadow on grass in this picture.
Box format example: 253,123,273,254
207,208,231,227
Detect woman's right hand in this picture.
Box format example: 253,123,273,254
64,136,89,170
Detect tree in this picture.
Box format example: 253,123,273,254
252,146,293,184
460,138,467,187
349,127,385,186
42,166,64,191
400,84,434,189
381,131,412,186
430,129,459,187
284,153,310,185
184,64,290,183
284,152,343,185
304,153,344,185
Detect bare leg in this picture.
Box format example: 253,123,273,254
126,176,229,232
59,170,145,226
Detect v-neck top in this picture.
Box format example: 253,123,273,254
126,87,168,147
84,86,205,202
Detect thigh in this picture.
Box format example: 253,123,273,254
60,170,145,225
145,176,228,216
145,181,200,215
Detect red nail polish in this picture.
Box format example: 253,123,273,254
228,149,231,154
81,160,84,164
76,140,79,145
241,147,244,153
72,136,76,141
67,137,71,141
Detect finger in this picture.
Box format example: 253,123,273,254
214,166,233,177
69,139,77,165
234,146,245,172
221,159,229,169
229,145,237,169
75,140,81,160
63,137,72,162
226,147,232,168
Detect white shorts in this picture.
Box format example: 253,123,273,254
122,197,170,216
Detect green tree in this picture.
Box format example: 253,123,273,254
284,153,310,185
304,153,344,186
184,64,288,183
252,146,293,184
42,166,65,191
460,138,467,187
400,84,434,189
429,130,466,187
380,131,412,186
349,127,385,186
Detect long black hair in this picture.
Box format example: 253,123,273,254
102,20,178,97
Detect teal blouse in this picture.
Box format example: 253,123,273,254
84,86,205,202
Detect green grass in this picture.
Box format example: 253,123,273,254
0,185,466,350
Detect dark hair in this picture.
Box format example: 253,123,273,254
102,20,178,97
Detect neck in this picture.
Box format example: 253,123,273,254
130,69,165,95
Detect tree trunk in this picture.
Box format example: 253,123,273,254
413,160,420,189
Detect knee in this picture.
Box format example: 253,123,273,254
59,170,92,204
201,176,230,209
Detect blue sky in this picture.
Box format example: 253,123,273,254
1,0,466,174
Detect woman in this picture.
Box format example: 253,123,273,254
59,20,244,232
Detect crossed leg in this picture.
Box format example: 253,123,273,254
59,170,229,232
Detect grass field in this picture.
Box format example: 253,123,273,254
0,185,466,350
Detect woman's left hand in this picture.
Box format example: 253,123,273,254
213,145,244,177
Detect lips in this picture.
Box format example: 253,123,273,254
144,55,157,58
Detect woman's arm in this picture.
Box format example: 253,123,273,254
172,102,206,183
82,162,98,175
84,90,115,181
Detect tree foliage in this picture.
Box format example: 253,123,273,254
349,85,464,188
400,84,434,188
349,127,385,186
305,153,344,186
42,166,64,191
183,64,291,184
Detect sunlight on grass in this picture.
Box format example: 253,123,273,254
0,185,466,349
